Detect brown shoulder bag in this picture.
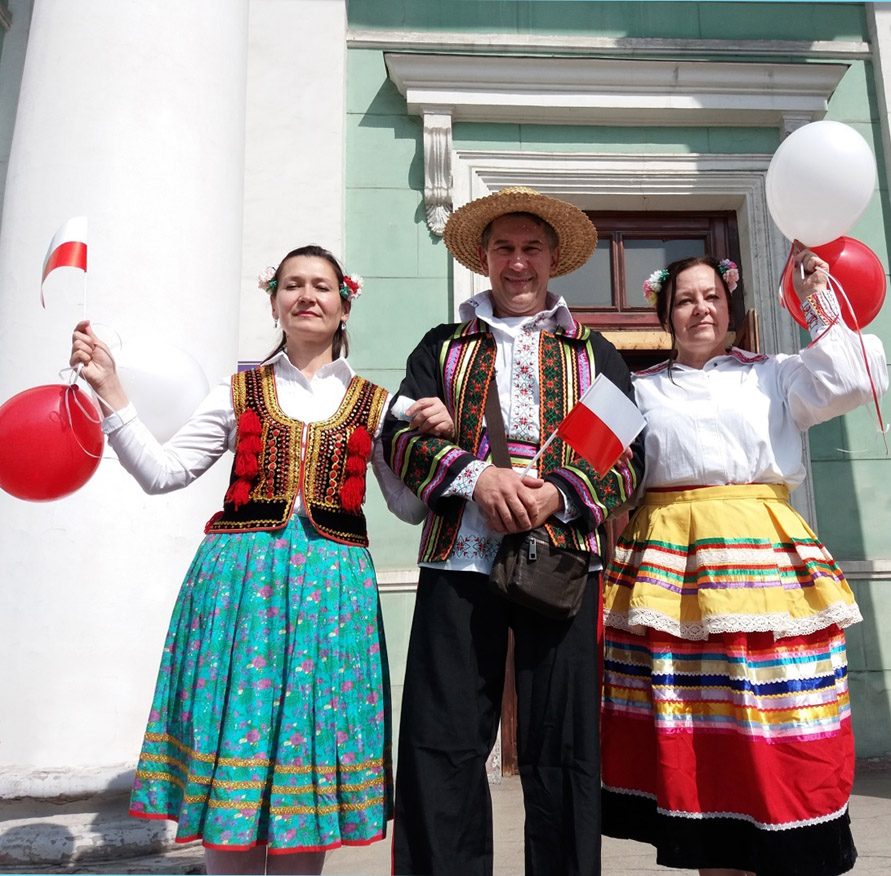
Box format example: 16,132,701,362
484,376,589,620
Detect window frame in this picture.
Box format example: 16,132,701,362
568,210,743,331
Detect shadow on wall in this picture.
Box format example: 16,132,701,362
355,77,424,189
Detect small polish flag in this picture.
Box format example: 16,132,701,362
556,374,645,476
41,216,88,308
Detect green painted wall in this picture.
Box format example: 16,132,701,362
345,0,891,757
454,122,779,154
345,47,449,570
347,0,865,43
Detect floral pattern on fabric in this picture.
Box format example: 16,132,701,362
449,459,488,500
129,515,392,852
803,289,842,333
510,329,540,443
451,534,500,563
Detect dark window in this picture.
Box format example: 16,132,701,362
551,211,743,331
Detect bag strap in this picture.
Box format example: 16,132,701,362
485,374,512,469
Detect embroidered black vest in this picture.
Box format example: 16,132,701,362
206,365,389,546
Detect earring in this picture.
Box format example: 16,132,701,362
273,318,279,329
340,320,347,332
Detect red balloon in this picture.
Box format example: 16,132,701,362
0,384,104,501
782,236,887,329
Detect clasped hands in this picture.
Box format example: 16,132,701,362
472,467,562,534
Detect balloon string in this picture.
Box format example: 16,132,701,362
61,384,105,460
60,366,117,461
777,242,796,310
62,364,116,415
815,267,890,455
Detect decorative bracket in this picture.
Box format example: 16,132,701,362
422,111,453,236
780,112,816,140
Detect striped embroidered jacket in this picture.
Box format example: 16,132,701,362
383,317,644,563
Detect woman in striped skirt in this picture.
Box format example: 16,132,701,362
601,249,887,876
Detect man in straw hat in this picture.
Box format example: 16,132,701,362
383,187,644,876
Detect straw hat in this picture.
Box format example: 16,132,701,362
443,186,598,277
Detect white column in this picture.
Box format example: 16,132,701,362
239,0,348,359
0,0,248,797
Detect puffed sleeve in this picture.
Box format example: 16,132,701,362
371,394,428,524
778,290,889,430
102,377,236,493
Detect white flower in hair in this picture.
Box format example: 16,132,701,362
258,266,277,294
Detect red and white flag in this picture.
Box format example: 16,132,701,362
41,216,88,307
556,373,645,475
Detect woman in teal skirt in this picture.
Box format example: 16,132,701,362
70,245,448,875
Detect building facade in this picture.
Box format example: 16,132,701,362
1,0,889,864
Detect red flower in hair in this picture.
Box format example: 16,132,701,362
340,274,364,301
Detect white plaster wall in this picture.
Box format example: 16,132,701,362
239,0,347,361
0,0,248,796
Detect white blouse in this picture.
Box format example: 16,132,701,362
635,290,889,492
101,350,427,525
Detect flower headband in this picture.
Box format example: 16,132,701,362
717,259,740,293
258,266,364,301
642,269,669,305
642,259,739,305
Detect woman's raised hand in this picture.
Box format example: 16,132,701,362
408,397,455,439
791,240,830,300
70,320,129,411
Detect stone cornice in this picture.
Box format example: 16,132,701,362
385,53,848,128
384,52,846,234
352,30,869,60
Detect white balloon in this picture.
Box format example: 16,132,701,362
115,338,211,443
765,120,876,247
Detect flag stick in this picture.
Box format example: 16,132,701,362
519,428,559,478
82,270,88,321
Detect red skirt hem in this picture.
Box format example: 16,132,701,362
128,808,388,853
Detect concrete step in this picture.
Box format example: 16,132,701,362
0,790,194,871
0,844,205,874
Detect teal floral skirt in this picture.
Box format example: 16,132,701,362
128,514,393,853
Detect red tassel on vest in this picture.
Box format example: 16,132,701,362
225,477,253,509
342,425,372,512
226,409,263,508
